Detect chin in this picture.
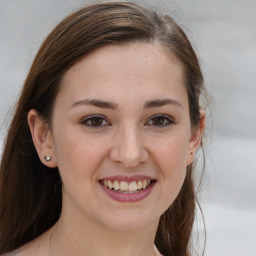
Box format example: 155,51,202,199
98,208,160,232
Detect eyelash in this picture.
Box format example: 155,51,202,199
81,114,110,128
81,114,175,128
146,114,175,127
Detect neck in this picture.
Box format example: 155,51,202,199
49,213,159,256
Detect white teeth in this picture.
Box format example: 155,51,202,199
102,179,152,192
113,180,119,190
120,181,128,191
137,180,142,189
108,180,113,189
128,181,137,192
142,180,147,189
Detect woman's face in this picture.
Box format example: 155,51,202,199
49,43,200,231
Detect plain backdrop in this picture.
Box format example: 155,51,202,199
0,1,256,255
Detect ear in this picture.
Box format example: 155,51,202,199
186,109,206,166
27,109,57,168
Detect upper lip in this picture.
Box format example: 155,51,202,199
99,175,156,182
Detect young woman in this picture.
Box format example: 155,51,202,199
0,2,207,256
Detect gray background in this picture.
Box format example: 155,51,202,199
0,0,255,255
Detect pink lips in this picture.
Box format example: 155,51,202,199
99,175,156,202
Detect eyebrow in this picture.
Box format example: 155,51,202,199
144,98,183,109
71,99,118,110
70,98,182,110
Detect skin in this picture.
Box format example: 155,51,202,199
24,43,204,256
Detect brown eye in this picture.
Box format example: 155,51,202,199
146,114,174,127
81,115,109,128
151,116,165,126
91,117,103,126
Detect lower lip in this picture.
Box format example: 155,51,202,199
99,182,156,202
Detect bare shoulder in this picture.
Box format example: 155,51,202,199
2,228,53,256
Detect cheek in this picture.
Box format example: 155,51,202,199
159,140,187,186
53,128,106,183
153,133,190,170
151,133,189,201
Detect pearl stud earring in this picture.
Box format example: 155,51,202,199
44,156,52,162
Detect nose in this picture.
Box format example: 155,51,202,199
109,125,149,168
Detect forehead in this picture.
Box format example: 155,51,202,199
57,42,187,109
66,42,183,77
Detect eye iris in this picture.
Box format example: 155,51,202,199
152,116,164,125
91,117,103,126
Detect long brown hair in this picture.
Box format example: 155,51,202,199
0,2,206,255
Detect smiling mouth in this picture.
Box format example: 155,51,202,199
99,179,156,194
